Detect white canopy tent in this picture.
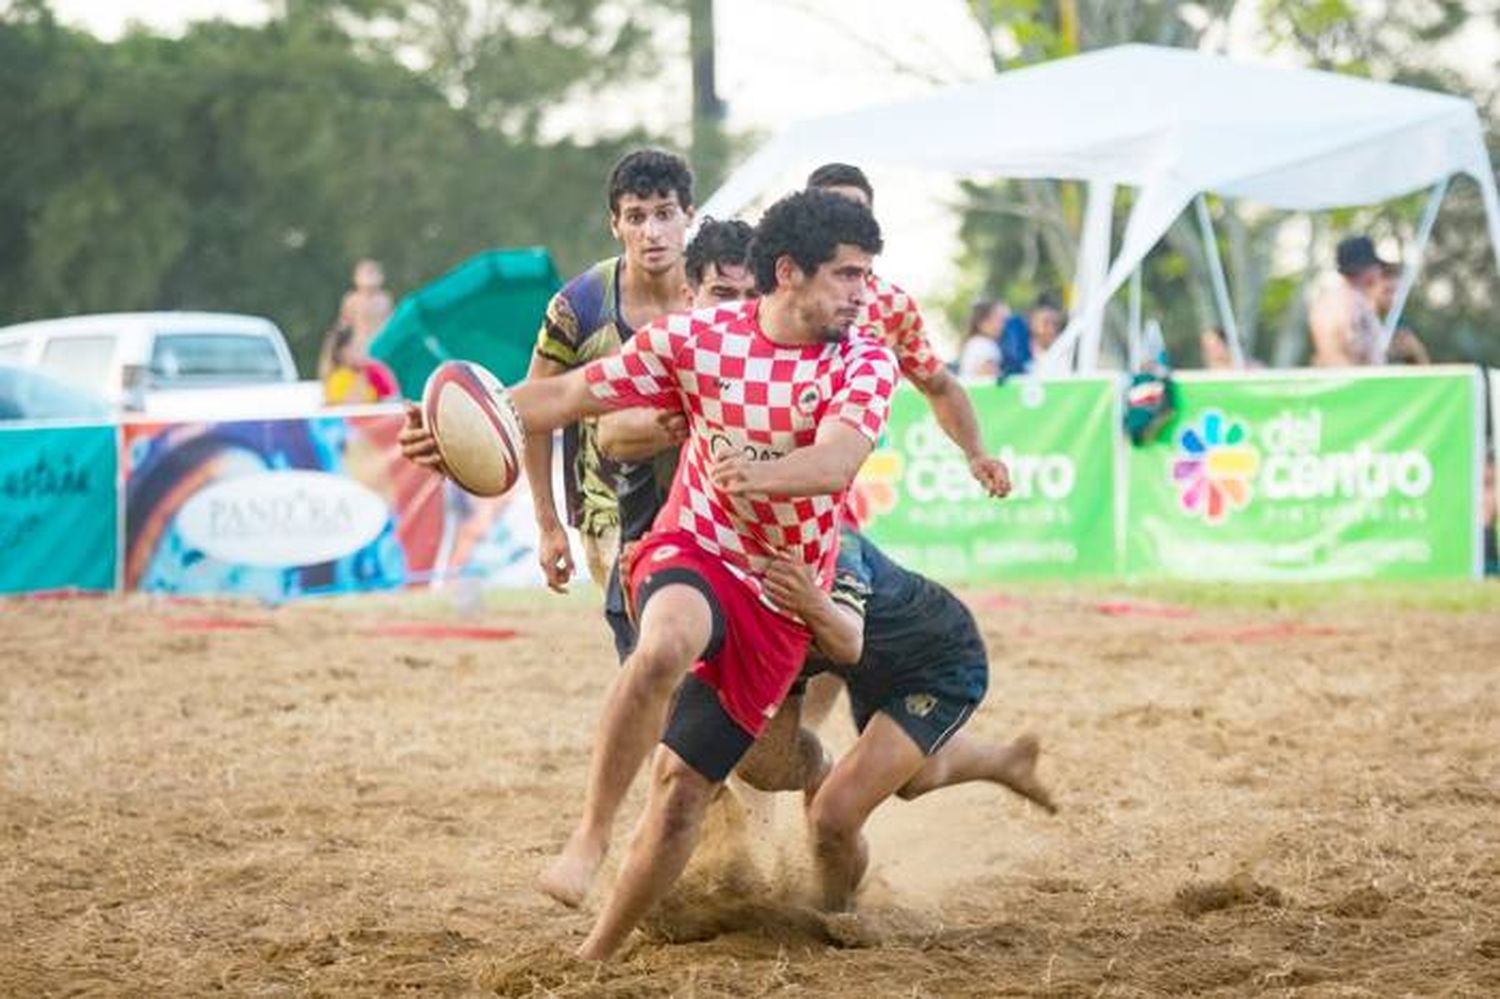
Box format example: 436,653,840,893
698,44,1500,371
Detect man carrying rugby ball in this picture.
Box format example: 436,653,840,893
400,189,898,960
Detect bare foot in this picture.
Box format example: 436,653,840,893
815,830,868,912
537,832,605,908
997,733,1057,814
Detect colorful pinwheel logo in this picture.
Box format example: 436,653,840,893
1172,411,1260,524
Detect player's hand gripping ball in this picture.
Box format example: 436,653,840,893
420,360,527,497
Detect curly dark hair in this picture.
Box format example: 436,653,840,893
684,218,755,287
806,162,874,205
750,189,883,295
607,148,694,215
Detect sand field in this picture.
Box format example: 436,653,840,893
4,584,1499,997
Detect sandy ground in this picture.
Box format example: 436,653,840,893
4,585,1499,997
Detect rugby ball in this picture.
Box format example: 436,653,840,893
421,360,527,497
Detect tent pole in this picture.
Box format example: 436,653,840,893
1378,176,1448,358
1194,194,1244,369
1075,180,1116,372
1128,266,1143,369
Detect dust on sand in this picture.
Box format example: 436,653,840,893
4,587,1498,996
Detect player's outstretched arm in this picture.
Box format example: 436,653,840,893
395,365,616,471
762,554,863,665
914,368,1011,499
509,366,615,434
597,409,688,462
712,421,873,498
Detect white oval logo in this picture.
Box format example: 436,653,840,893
176,470,389,568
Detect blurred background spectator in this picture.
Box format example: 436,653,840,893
321,260,394,378
321,325,399,405
1198,325,1263,370
1000,291,1063,377
1308,235,1388,367
1199,325,1234,370
958,298,1007,380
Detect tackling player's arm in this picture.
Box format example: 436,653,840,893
761,552,863,665
596,408,688,462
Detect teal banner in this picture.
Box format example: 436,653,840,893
0,424,119,594
1125,368,1481,580
853,378,1119,581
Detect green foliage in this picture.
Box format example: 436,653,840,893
0,0,678,374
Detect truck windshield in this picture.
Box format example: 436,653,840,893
150,333,285,385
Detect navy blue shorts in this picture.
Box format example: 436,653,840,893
846,654,986,755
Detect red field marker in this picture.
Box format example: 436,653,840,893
1181,622,1344,643
970,594,1031,612
365,622,519,641
1093,600,1196,619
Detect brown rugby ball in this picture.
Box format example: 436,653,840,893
421,360,526,497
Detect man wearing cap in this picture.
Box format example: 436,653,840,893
1308,235,1391,367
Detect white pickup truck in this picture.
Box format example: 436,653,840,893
0,311,325,419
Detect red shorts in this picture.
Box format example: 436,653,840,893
624,530,810,738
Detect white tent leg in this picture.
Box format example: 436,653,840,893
1039,182,1196,377
1194,194,1244,369
1479,166,1500,282
1074,180,1116,372
1127,266,1143,370
1378,176,1448,358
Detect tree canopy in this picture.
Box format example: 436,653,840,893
2,0,1496,371
0,0,678,372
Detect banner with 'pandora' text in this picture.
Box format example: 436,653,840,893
119,411,554,600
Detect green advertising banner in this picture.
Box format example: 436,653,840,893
0,423,119,594
1125,368,1480,580
854,377,1118,581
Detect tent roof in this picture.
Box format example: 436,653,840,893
701,44,1492,217
699,44,1500,372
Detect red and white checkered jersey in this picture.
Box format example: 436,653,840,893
860,274,944,386
583,299,898,599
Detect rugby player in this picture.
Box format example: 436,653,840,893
807,163,1009,499
592,218,757,659
400,189,899,959
739,527,1055,911
523,149,695,595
